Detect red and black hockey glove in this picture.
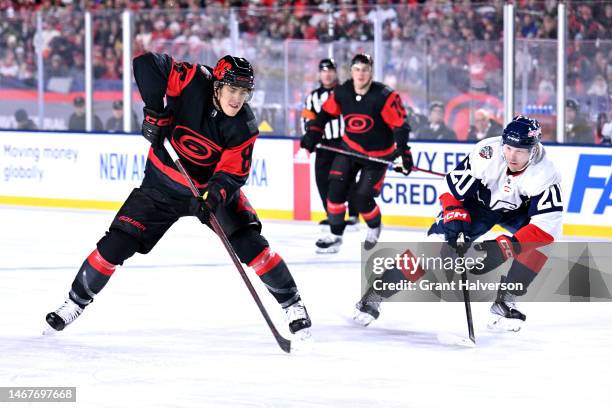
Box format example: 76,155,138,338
300,125,323,153
440,193,471,248
190,183,227,224
471,235,521,275
142,107,174,148
392,146,414,176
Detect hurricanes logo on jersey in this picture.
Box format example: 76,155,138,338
479,146,493,159
171,125,221,166
345,114,374,134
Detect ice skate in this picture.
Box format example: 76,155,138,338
363,224,381,250
488,291,526,332
284,299,312,341
43,298,85,335
315,233,342,254
353,287,382,326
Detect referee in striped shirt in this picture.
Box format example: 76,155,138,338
301,58,358,227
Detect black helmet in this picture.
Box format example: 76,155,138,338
502,115,542,149
213,55,255,90
351,53,373,67
319,58,337,71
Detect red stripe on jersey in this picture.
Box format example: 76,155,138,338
399,249,426,283
516,249,548,273
514,223,555,252
248,247,283,276
166,59,197,97
87,249,116,276
380,91,407,129
342,134,396,157
322,92,341,116
215,136,257,177
361,205,380,221
148,148,207,189
326,200,346,215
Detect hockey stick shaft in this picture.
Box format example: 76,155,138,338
315,144,446,177
457,233,475,344
163,140,291,353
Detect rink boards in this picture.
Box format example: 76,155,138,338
0,130,610,238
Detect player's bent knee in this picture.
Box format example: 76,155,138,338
229,227,270,265
96,229,139,266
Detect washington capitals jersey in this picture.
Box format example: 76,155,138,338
301,86,343,141
310,80,410,158
444,136,563,238
133,52,258,199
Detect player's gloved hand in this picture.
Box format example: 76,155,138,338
300,126,323,153
439,193,471,248
392,147,413,176
470,235,521,275
142,107,174,148
190,183,226,224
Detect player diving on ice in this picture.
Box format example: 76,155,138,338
44,53,312,341
354,115,562,332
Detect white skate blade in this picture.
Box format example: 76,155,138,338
487,315,524,332
290,329,314,354
352,310,375,327
437,333,476,347
42,324,59,336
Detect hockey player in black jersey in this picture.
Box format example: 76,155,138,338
301,58,359,231
44,53,312,339
301,53,413,253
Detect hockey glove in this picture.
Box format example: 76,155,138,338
190,184,227,224
300,126,323,153
142,107,174,148
439,193,471,248
392,147,414,176
471,235,521,275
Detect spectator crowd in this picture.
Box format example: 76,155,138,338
0,0,610,143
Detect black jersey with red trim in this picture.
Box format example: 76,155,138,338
133,52,258,200
308,80,410,158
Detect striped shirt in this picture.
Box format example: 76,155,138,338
301,86,343,141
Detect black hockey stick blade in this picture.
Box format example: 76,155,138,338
163,140,292,353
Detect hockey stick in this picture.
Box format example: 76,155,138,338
163,139,292,354
315,144,446,177
456,233,475,345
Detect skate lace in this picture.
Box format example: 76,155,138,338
501,292,517,310
285,301,308,323
55,299,83,323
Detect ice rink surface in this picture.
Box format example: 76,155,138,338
1,206,611,408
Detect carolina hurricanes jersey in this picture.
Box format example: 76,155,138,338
301,86,344,141
133,52,258,199
309,80,410,158
445,136,563,239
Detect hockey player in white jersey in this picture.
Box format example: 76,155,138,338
354,115,562,331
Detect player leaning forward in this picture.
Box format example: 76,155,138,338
355,116,562,331
44,53,312,338
301,54,413,253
